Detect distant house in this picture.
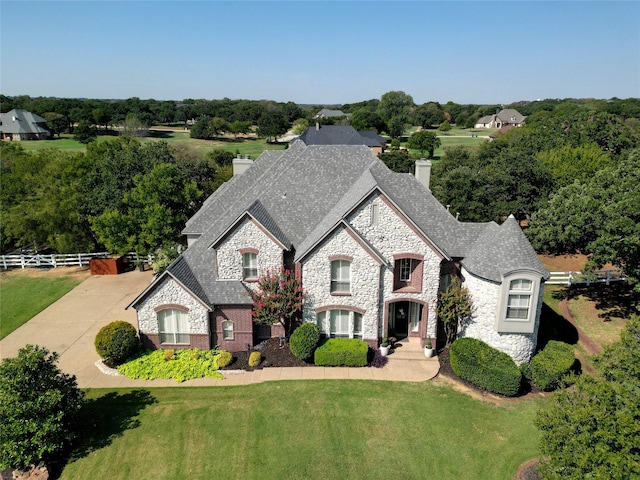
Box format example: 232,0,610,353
475,109,526,129
128,142,549,365
297,124,386,154
0,109,51,141
314,108,350,119
489,125,515,140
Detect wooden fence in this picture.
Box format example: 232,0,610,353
546,269,627,286
0,252,150,270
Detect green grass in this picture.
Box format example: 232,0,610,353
0,274,82,339
62,382,544,480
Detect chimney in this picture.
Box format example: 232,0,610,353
233,157,253,176
414,159,432,191
316,122,320,131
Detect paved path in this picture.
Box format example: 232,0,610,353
0,270,439,387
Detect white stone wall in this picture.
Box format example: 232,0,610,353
136,277,210,335
302,227,380,339
347,195,442,338
216,218,283,288
460,267,541,364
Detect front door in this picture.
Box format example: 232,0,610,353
389,301,423,341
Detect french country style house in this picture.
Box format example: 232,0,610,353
128,142,548,364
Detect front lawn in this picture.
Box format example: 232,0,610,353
0,272,83,339
62,382,543,480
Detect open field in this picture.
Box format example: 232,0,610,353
61,382,543,480
0,267,88,339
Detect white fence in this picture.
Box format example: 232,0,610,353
546,269,627,286
0,252,149,270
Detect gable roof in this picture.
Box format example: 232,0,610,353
496,109,526,124
297,125,382,147
315,108,348,118
0,109,50,135
131,144,547,309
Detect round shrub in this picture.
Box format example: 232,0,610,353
289,322,321,360
217,350,233,368
450,337,522,397
94,320,140,364
249,351,262,367
530,340,575,391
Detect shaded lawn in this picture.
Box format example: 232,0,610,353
62,382,544,480
0,274,82,339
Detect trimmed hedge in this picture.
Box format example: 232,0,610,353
95,320,140,364
249,351,262,367
314,338,368,367
450,337,522,397
530,340,575,391
290,323,320,361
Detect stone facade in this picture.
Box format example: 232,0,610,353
136,276,210,349
460,267,543,364
216,217,284,286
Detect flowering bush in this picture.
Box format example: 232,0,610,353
252,268,304,337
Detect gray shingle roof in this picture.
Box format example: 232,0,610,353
0,109,50,135
133,144,547,308
297,125,381,147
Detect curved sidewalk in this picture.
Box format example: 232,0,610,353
0,269,439,388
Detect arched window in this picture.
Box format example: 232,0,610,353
157,308,189,344
496,273,541,333
330,260,351,294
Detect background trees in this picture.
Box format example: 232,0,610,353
408,130,441,158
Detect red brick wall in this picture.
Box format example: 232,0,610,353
139,333,210,350
214,306,254,352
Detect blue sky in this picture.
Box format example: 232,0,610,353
1,1,639,105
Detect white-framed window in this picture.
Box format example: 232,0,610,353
222,320,234,340
409,302,421,332
353,312,363,339
158,308,189,344
330,260,351,293
399,258,412,282
496,273,540,334
317,311,327,335
243,252,258,280
330,309,350,337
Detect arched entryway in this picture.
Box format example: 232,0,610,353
384,299,428,343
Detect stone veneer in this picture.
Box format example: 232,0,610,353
136,276,210,347
302,194,442,341
460,267,543,364
216,217,283,290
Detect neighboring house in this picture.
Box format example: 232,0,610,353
475,109,526,129
489,125,515,140
297,124,386,154
314,108,350,119
0,109,51,141
128,142,549,364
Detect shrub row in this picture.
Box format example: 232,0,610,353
529,340,575,391
314,338,368,367
450,337,521,396
290,323,320,361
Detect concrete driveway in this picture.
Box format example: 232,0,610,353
1,269,439,387
0,269,155,387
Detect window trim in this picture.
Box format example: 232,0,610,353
242,251,258,281
330,258,351,295
315,306,366,339
221,320,234,340
495,272,540,333
157,308,190,345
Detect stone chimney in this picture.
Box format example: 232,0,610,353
233,155,253,176
415,159,432,191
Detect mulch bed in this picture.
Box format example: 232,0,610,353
219,337,310,371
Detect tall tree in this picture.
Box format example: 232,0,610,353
377,90,414,124
408,129,441,157
257,111,289,142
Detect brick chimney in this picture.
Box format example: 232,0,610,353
414,159,432,191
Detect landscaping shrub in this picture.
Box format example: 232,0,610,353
450,337,522,396
163,349,175,361
217,350,233,368
117,349,224,382
314,338,368,367
94,320,140,365
368,348,388,368
530,340,575,391
289,322,320,360
249,351,262,367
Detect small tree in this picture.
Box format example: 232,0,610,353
408,129,441,158
0,345,84,470
251,269,305,338
437,277,473,345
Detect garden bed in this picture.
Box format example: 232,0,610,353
220,337,309,370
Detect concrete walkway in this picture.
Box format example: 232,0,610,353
0,270,439,388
